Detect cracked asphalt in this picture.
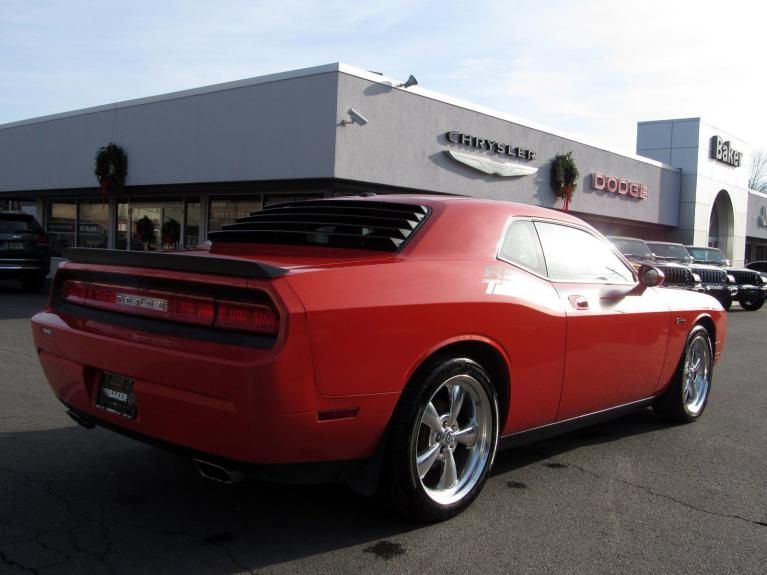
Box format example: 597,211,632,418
0,281,765,574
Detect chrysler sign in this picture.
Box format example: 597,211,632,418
446,131,536,161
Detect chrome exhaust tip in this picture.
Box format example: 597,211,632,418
66,409,95,429
193,459,245,484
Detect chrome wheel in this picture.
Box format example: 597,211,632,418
413,374,493,505
682,334,711,416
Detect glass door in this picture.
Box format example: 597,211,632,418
117,200,184,251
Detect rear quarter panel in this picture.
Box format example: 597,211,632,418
286,254,568,436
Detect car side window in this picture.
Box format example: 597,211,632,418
534,221,635,284
498,220,547,276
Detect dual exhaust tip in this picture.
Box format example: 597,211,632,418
193,459,245,484
66,410,244,485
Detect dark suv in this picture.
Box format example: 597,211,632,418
686,246,766,311
645,241,737,309
608,236,701,291
0,212,51,292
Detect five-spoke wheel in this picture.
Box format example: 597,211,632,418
414,374,493,505
383,357,498,521
654,325,713,422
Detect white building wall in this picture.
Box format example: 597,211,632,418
637,118,750,265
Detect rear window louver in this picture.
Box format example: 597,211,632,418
208,199,430,252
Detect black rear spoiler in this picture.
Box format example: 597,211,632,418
63,248,288,279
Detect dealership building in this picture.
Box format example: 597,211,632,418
1,63,766,265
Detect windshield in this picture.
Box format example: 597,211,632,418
686,247,726,264
609,238,653,259
647,242,691,262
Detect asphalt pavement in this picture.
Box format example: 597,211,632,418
0,280,765,574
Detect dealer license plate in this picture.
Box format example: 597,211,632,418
96,372,137,418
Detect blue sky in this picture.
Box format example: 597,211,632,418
1,0,764,154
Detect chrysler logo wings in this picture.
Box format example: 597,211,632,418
116,293,169,312
447,150,538,177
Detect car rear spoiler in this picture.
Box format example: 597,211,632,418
63,248,288,279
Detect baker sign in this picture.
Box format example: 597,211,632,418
592,172,648,200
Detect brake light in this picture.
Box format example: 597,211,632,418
216,300,279,333
61,280,278,335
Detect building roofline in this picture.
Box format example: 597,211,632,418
1,61,677,171
0,63,343,131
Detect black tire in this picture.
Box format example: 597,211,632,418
653,325,713,423
739,293,765,311
718,291,732,311
382,357,499,522
21,274,46,293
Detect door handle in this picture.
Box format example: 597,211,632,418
568,295,589,310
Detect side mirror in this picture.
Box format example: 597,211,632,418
638,265,665,288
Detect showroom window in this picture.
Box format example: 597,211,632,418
46,200,77,257
208,196,264,232
77,200,109,249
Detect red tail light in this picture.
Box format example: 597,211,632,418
61,280,278,335
36,233,49,246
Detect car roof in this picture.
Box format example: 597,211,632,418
646,240,685,246
0,211,35,219
606,235,649,243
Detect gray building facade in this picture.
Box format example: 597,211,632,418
0,63,760,264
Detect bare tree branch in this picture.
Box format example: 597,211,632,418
749,149,767,192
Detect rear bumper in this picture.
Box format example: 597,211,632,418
32,309,396,467
63,403,367,485
0,258,49,278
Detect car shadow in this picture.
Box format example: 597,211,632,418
0,408,675,573
490,407,669,477
0,424,420,573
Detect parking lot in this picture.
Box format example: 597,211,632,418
0,282,765,575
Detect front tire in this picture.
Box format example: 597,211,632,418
718,291,732,311
739,292,765,311
383,357,499,522
654,325,713,423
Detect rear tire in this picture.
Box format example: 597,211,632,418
653,326,713,423
382,357,499,522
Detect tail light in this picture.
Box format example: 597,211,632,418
36,233,49,246
61,280,278,335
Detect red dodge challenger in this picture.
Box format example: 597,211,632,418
31,195,726,521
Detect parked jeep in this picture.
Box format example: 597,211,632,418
686,246,766,311
0,212,51,292
608,236,701,291
645,241,737,310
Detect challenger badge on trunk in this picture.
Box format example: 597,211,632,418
116,293,169,312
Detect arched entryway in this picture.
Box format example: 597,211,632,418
708,190,735,257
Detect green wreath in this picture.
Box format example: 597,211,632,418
94,143,128,192
550,152,579,212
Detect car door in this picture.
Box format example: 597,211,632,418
533,220,671,421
